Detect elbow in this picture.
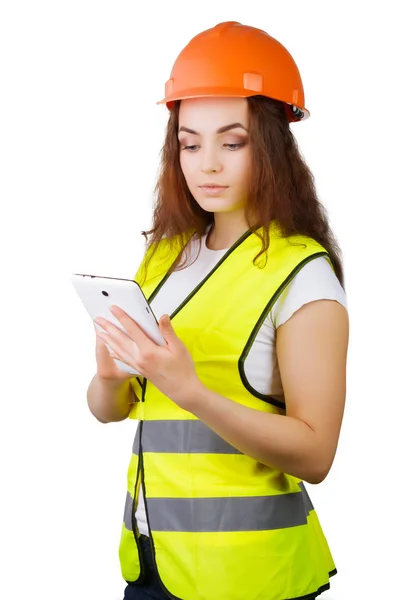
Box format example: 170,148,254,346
304,462,332,485
302,437,337,484
95,416,109,424
91,411,109,425
87,402,110,424
304,472,326,485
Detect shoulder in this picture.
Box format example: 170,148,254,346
270,256,347,329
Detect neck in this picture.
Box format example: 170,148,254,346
206,213,259,250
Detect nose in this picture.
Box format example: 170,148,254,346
201,145,223,175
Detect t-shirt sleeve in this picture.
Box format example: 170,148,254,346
270,256,347,329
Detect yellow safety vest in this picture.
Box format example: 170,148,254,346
119,221,337,600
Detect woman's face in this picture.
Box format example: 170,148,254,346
178,97,251,216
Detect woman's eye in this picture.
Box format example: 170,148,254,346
181,142,246,151
224,143,245,150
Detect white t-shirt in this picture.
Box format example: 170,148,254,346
135,226,347,536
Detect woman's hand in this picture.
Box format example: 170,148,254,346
94,322,135,382
94,306,201,408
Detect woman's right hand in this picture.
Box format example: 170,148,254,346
94,323,136,382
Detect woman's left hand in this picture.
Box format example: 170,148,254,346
94,306,201,408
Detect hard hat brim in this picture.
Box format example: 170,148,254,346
157,87,310,121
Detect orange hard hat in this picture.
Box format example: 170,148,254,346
157,21,309,122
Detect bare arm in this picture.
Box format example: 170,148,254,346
181,300,349,484
86,374,137,423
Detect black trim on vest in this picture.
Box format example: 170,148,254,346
147,227,253,307
125,422,146,586
139,413,183,600
284,569,337,600
329,569,337,577
239,251,331,408
141,377,148,402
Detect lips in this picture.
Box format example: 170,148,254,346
199,185,228,196
199,185,228,189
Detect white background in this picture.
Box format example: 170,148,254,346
1,1,399,599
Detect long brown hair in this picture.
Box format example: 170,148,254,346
139,96,344,288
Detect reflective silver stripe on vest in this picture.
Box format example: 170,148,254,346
298,481,314,514
123,485,313,532
123,491,134,531
129,419,314,532
132,429,140,455
141,420,242,454
146,492,308,532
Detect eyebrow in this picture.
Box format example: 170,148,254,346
178,122,248,135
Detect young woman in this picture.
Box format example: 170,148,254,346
87,21,349,600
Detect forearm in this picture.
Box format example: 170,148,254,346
87,374,133,423
185,383,326,484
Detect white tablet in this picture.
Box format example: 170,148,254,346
71,273,166,375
